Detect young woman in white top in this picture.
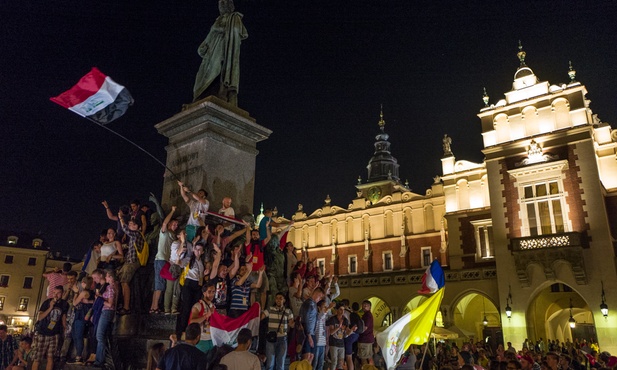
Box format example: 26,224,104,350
98,228,123,269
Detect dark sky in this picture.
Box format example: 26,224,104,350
2,1,616,259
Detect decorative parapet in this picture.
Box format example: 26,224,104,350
510,231,588,251
511,232,589,287
336,267,497,288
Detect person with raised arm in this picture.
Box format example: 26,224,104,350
177,181,209,243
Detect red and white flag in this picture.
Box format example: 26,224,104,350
50,67,133,124
210,303,260,347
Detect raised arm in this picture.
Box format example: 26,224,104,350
235,261,254,286
210,243,221,280
177,181,191,203
243,220,251,246
161,205,177,233
227,225,246,244
250,265,265,289
228,248,240,278
102,200,119,221
263,220,272,245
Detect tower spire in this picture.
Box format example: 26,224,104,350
568,60,577,83
378,103,386,131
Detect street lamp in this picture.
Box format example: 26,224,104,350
569,298,576,329
483,297,488,326
505,286,513,319
601,282,609,317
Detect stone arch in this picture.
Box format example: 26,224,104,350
424,204,435,231
451,290,500,340
364,295,393,329
525,280,596,344
552,98,571,129
457,178,470,210
522,105,540,136
493,113,510,143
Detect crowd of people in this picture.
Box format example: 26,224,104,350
1,181,616,370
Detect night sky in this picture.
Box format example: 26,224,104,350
2,1,616,259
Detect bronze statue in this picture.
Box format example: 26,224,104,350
193,0,248,105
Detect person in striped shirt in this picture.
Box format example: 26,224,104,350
228,259,264,318
261,293,295,370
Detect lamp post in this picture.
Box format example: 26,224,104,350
505,285,513,319
568,298,576,329
601,282,609,318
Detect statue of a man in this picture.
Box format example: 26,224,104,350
193,0,248,105
442,134,452,156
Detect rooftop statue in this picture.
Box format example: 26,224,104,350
193,0,248,105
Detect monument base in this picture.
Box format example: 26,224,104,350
156,95,272,218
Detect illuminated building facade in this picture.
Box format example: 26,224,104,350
283,46,617,352
0,233,49,333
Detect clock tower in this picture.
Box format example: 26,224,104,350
356,107,404,204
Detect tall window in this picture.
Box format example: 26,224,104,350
383,251,393,271
28,257,36,266
4,255,13,264
471,220,494,259
316,258,326,277
421,247,432,268
522,180,565,235
0,297,4,310
18,298,29,311
0,275,9,288
23,277,33,289
348,255,357,274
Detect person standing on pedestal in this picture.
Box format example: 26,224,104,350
178,181,209,244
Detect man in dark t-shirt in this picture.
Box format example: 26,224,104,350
157,323,207,370
327,304,349,370
32,286,69,370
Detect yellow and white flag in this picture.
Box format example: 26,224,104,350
376,288,445,370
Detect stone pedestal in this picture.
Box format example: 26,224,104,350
155,96,271,216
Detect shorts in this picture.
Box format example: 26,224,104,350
33,334,59,361
302,334,317,355
357,342,373,360
344,332,359,355
118,261,140,283
154,260,167,291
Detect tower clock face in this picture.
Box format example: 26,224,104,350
368,186,382,203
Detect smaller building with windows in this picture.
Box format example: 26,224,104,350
0,232,50,333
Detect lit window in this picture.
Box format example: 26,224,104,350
0,297,4,310
0,276,9,288
4,255,13,264
316,258,326,277
348,255,357,274
17,298,29,311
28,258,36,266
23,277,33,289
421,247,432,268
7,236,18,245
383,251,393,271
521,180,566,236
32,238,42,248
471,220,495,260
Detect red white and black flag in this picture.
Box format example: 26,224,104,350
50,67,133,124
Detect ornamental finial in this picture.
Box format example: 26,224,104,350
378,104,386,130
517,40,526,67
483,87,489,107
568,61,577,82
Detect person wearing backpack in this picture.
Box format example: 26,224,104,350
118,214,145,315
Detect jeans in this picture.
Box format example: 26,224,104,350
72,319,87,359
265,336,287,370
313,345,326,370
95,310,115,364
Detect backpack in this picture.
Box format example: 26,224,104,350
350,312,365,334
135,233,149,266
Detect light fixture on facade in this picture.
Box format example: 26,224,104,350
482,297,488,326
505,286,513,319
568,298,576,329
600,282,609,317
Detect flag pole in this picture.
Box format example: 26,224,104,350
84,116,180,181
418,287,445,370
